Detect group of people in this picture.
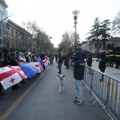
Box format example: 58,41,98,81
106,51,120,69
57,48,86,105
57,51,70,74
0,48,108,105
0,50,51,98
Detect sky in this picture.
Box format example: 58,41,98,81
5,0,120,47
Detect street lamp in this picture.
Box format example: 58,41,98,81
72,10,79,49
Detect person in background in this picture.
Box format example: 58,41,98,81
73,48,86,105
18,52,26,64
48,54,54,66
8,52,21,89
98,52,107,81
86,53,92,67
64,53,70,69
86,53,92,73
25,52,31,63
58,51,63,74
55,54,58,63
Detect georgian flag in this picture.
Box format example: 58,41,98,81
45,56,50,61
33,62,43,73
42,59,50,67
11,66,28,79
25,62,38,74
18,56,26,64
0,66,26,90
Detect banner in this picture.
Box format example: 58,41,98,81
33,62,43,73
42,59,50,67
0,66,25,90
19,63,37,79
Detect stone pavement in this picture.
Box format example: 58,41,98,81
5,62,110,120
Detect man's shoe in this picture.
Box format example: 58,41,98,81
76,101,83,105
73,97,77,103
73,98,83,105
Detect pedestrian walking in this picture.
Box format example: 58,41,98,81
73,48,86,105
58,51,63,74
55,54,58,63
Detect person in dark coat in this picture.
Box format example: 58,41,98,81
58,52,63,74
64,54,70,69
99,52,106,73
86,53,92,67
86,53,92,73
73,48,86,105
99,52,107,81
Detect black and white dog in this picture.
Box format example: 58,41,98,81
57,74,65,93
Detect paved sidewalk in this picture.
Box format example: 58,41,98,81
4,62,111,120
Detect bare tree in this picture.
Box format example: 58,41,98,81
58,32,72,53
23,21,55,54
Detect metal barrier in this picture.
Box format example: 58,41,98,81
84,66,120,120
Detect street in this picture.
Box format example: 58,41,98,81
0,62,110,120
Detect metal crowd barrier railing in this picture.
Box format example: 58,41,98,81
83,66,120,120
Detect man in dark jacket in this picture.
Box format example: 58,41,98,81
58,52,63,74
99,52,107,82
73,48,86,105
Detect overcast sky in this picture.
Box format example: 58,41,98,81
5,0,120,47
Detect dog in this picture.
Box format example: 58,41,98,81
57,74,65,93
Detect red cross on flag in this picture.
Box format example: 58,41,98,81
0,66,27,90
33,62,43,73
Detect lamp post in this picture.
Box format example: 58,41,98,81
72,10,79,49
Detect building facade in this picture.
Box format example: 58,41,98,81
8,19,32,51
0,0,8,48
81,37,120,53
